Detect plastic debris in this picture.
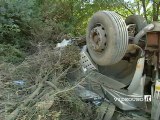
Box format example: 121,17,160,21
13,80,25,86
56,39,72,48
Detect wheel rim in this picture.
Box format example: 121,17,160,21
90,24,107,52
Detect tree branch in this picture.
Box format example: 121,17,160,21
121,2,134,14
7,69,53,120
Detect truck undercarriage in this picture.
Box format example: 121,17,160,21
76,11,160,120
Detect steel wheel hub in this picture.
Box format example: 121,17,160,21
90,25,107,52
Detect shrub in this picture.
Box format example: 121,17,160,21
0,44,25,64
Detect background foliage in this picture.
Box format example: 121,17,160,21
0,0,159,63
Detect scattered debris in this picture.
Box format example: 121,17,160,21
56,39,72,48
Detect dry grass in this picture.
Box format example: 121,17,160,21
0,45,96,120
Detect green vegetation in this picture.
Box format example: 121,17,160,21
0,44,25,63
0,0,159,55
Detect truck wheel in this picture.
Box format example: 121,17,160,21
86,11,128,66
125,15,147,36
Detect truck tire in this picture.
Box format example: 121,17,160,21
86,11,128,66
125,15,147,36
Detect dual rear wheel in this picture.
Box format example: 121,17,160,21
86,11,147,66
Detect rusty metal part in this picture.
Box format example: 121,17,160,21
145,22,160,75
134,24,154,44
146,32,159,47
146,22,160,47
146,23,160,120
90,25,107,52
127,24,136,37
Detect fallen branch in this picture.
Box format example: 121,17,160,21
48,71,93,99
45,81,58,90
7,82,43,120
52,65,72,83
7,69,53,120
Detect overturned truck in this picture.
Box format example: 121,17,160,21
77,11,160,120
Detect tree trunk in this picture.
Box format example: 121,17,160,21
153,0,160,21
141,0,148,21
156,2,160,20
137,1,141,15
